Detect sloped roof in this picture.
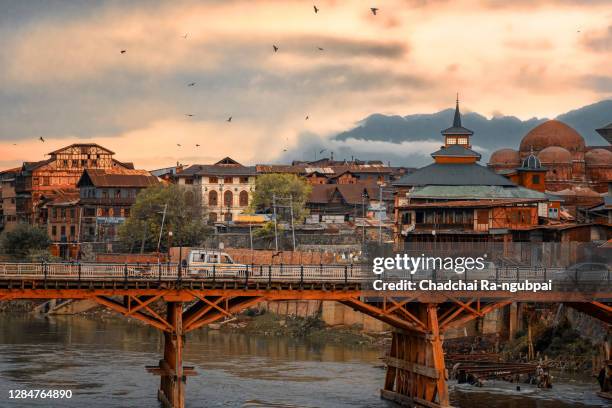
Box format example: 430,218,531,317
179,164,257,177
393,163,516,187
48,143,115,155
77,168,159,188
430,144,481,158
308,183,380,205
406,185,549,201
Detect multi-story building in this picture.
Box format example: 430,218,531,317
0,168,19,231
14,143,133,225
175,157,257,222
394,99,552,243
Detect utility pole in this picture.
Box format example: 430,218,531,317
289,195,296,251
378,186,383,246
157,203,168,254
272,194,278,251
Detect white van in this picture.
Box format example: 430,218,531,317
183,249,247,278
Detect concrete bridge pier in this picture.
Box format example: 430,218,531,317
381,304,450,408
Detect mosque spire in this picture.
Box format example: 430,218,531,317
453,93,462,128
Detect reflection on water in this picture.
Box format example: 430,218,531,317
0,314,606,407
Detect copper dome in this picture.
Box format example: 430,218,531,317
489,148,520,166
520,120,585,153
538,146,572,164
584,148,612,166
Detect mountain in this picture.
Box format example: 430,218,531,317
333,100,612,159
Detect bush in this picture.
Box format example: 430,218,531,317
0,224,51,260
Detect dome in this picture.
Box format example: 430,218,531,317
489,148,520,166
584,148,612,166
538,146,572,164
520,120,585,153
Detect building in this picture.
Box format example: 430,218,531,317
488,120,612,202
13,143,133,225
306,183,381,222
175,157,257,222
0,168,19,232
76,168,159,243
393,98,552,243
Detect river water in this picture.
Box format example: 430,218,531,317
0,314,606,408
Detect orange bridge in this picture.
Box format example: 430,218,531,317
1,262,611,408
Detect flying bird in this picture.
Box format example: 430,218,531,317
39,137,45,142
370,7,378,15
187,82,196,87
195,144,200,147
313,5,319,13
227,116,232,122
182,33,188,39
283,148,287,152
317,47,324,51
319,149,326,154
305,115,309,120
273,45,279,52
177,144,182,147
120,49,127,54
185,114,194,117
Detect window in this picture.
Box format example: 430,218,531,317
70,225,75,237
548,207,558,219
70,209,75,219
185,179,194,185
209,212,218,222
124,208,130,217
72,160,78,167
52,208,58,219
224,190,233,207
457,137,469,145
415,211,424,224
61,208,66,218
446,137,457,145
52,226,57,236
60,226,66,237
239,177,249,184
63,160,68,167
532,175,540,184
239,191,249,206
224,177,233,184
115,189,121,198
102,190,108,199
209,190,218,206
223,212,232,221
476,209,488,225
209,176,218,184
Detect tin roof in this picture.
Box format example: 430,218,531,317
406,185,549,201
77,168,159,188
393,163,516,187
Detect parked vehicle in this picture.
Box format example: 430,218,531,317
182,249,247,278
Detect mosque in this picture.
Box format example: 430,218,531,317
488,120,612,212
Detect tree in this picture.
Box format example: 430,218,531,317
0,224,51,260
118,184,211,252
250,173,311,223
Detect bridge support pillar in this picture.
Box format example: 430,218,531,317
381,303,450,408
158,302,185,408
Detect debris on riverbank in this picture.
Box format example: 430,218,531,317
212,310,390,347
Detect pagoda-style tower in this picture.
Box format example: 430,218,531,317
431,96,481,164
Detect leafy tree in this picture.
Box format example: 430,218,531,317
118,184,211,252
0,224,51,259
250,173,311,223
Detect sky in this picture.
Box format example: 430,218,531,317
0,0,610,170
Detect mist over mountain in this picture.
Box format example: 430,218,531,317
331,99,612,166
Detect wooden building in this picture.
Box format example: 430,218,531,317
14,144,133,225
394,98,551,243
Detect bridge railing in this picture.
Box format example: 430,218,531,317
0,262,609,289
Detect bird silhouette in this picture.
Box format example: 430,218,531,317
227,116,232,122
188,82,196,87
195,144,200,147
182,33,188,39
12,143,17,146
317,47,324,51
273,45,279,52
370,7,378,15
177,144,182,147
39,137,45,142
305,115,309,120
313,5,319,13
185,114,194,117
120,49,127,54
319,149,326,154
